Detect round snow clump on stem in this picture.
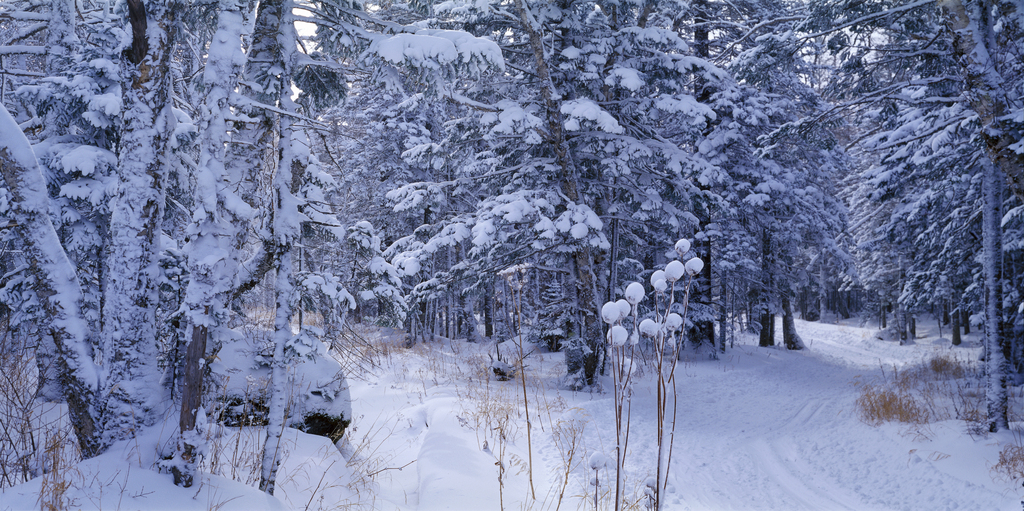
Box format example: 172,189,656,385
611,325,629,346
589,452,612,470
615,299,632,321
665,260,685,282
601,302,620,324
639,318,659,337
654,279,667,292
665,313,682,331
675,238,691,256
650,270,666,287
624,282,645,305
685,257,704,276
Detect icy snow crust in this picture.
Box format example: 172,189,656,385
3,319,1019,509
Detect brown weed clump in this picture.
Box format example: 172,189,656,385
856,385,931,425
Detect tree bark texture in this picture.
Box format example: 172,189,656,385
939,0,1024,202
101,0,176,446
0,105,101,457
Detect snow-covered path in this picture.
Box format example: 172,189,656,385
348,319,1017,510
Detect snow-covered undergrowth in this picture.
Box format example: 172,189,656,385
4,318,1024,510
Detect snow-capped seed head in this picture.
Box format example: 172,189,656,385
615,299,631,321
665,313,683,331
650,270,666,287
611,325,629,346
624,282,645,305
685,257,704,276
654,279,668,292
602,301,620,324
589,452,612,470
639,318,659,337
674,238,691,256
665,260,685,282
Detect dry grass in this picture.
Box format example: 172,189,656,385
0,346,80,491
928,354,966,379
992,436,1024,485
855,354,986,430
38,429,79,511
991,430,1024,489
856,386,931,425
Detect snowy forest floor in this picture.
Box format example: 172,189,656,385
4,317,1024,510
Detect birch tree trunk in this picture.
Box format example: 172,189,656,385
0,105,100,457
982,158,1008,432
939,0,1024,201
101,0,176,446
259,0,307,493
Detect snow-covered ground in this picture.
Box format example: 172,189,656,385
4,318,1022,510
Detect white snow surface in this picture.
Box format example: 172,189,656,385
4,318,1023,510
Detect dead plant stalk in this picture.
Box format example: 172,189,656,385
503,266,536,500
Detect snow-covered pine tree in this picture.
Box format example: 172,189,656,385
387,0,737,385
539,273,573,352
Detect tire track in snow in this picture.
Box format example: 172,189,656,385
746,439,857,510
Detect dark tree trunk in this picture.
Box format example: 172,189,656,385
759,311,774,347
174,319,208,487
781,295,801,350
719,270,728,353
952,307,962,346
484,281,494,338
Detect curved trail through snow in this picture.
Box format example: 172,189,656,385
346,320,1014,511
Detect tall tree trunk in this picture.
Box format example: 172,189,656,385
259,0,306,493
982,159,1008,432
940,0,1024,203
483,280,494,338
719,270,728,353
759,228,774,347
33,0,82,402
689,0,715,352
781,294,801,350
819,257,828,323
0,105,100,457
759,311,775,347
175,0,255,487
952,305,962,346
512,0,602,386
101,0,176,446
881,299,887,329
